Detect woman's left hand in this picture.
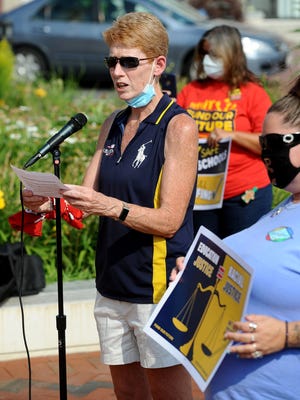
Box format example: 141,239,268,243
225,315,286,359
207,128,233,147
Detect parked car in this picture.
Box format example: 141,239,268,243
0,0,290,85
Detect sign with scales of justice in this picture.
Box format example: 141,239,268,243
144,226,253,391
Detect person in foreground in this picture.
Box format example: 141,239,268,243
172,78,300,399
177,25,272,238
22,12,199,400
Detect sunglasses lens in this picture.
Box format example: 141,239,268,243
104,57,117,68
104,56,140,69
120,57,139,68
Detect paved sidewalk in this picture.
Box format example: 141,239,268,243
0,351,114,400
0,279,205,399
0,351,205,400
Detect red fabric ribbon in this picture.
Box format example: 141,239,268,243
8,199,84,237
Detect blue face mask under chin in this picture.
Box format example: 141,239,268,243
126,61,156,108
126,83,155,108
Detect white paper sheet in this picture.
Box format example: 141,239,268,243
11,165,69,198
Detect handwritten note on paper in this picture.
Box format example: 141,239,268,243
11,165,70,198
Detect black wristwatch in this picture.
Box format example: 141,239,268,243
118,202,130,221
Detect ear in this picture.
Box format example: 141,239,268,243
154,55,167,76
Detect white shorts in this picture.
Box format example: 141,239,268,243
94,291,180,368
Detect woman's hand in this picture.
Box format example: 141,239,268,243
225,315,286,359
61,184,109,218
207,128,233,147
22,189,52,213
169,256,185,282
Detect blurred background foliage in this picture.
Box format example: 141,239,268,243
0,39,289,284
0,39,124,283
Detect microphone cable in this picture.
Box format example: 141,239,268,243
15,181,32,400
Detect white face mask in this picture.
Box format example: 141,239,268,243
203,54,224,79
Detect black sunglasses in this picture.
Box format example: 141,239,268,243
259,133,300,151
104,56,155,69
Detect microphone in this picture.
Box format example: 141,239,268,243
24,113,88,169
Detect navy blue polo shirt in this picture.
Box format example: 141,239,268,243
95,94,195,303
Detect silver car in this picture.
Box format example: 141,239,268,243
0,0,290,84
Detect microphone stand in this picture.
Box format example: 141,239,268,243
52,146,68,400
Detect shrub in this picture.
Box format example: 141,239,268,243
0,39,14,101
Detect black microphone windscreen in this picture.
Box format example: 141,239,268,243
73,113,88,129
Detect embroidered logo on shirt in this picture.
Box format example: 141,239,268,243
132,140,152,168
103,144,115,157
266,226,293,242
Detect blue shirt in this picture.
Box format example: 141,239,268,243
206,196,300,399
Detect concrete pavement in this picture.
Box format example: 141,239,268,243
0,281,205,399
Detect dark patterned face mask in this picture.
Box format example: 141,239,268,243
259,133,300,189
